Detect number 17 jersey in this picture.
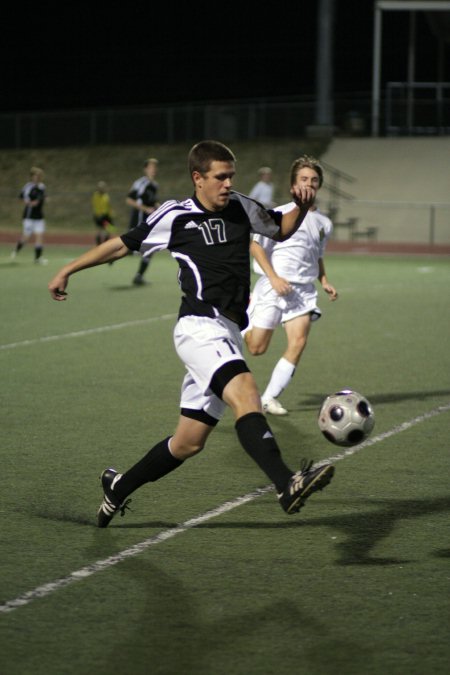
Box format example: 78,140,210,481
121,192,282,330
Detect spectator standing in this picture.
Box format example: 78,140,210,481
249,166,275,208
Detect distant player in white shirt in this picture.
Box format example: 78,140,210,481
244,155,338,416
249,166,275,208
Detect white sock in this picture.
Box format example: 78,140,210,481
262,357,296,401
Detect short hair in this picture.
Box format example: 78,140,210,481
188,140,236,177
30,166,44,180
144,157,158,167
290,155,324,188
97,181,107,190
258,166,272,176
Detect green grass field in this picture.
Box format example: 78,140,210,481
1,246,450,675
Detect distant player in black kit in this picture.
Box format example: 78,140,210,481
11,167,48,264
48,141,335,527
126,157,160,285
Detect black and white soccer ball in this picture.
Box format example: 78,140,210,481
318,389,375,447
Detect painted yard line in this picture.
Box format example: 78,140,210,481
0,488,271,614
0,314,177,351
1,402,449,615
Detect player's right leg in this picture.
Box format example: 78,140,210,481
243,276,279,355
133,256,152,285
97,416,215,528
244,325,274,356
97,365,222,528
11,222,31,257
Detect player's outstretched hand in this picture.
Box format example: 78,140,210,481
323,283,338,301
291,184,316,209
48,273,69,301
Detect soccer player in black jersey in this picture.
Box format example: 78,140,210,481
48,140,335,527
12,167,47,264
126,157,160,285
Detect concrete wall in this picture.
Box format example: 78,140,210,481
317,138,450,245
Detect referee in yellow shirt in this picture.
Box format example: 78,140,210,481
92,181,116,245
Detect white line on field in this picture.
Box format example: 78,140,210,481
1,402,449,615
0,315,177,351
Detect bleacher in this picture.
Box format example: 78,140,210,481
317,138,450,247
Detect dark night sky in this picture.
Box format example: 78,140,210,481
2,1,443,113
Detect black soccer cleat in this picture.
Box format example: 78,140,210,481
278,461,335,514
97,468,131,528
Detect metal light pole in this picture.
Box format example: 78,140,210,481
315,0,335,128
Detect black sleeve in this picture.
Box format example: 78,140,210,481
120,222,149,251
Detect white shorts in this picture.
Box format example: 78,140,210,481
174,314,246,421
23,219,45,236
248,276,321,330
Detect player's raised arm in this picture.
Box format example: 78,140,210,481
48,236,130,300
276,184,316,241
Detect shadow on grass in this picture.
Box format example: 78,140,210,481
107,284,150,292
36,493,449,568
102,558,372,675
28,492,450,567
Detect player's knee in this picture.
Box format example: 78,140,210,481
289,335,308,356
245,335,268,356
173,441,205,460
247,343,266,356
223,375,262,416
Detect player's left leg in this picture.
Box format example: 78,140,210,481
95,225,104,246
283,313,312,365
261,284,321,415
33,223,47,264
260,314,312,414
221,370,334,513
220,370,294,493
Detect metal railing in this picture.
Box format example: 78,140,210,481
386,82,450,136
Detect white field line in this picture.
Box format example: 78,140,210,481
1,402,449,615
0,314,177,351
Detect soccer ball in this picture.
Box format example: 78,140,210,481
318,389,375,447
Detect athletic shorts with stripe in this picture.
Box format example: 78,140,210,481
174,314,248,423
247,276,321,330
23,218,45,236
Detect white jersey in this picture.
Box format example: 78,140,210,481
249,181,274,208
252,204,333,284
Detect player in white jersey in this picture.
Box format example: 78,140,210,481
244,155,338,416
48,141,335,527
